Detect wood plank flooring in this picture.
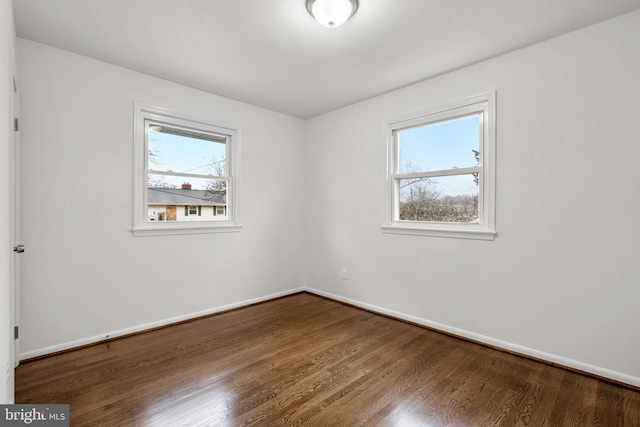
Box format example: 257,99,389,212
15,292,640,426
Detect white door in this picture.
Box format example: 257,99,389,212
9,60,20,368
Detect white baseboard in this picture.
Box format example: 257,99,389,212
19,287,305,361
20,285,640,389
305,287,640,389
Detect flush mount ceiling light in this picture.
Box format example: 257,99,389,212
306,0,358,28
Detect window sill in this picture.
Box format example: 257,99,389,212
381,224,496,240
132,223,243,237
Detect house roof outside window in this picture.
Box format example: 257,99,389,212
148,187,226,206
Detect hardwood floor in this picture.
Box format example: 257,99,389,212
15,293,640,426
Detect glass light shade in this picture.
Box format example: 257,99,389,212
307,0,358,28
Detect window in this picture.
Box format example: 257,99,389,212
133,104,241,236
382,92,496,240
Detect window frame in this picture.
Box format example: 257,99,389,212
133,103,241,236
382,92,496,240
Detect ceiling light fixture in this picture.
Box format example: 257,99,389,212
306,0,358,28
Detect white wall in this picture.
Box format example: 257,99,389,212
305,11,640,387
16,38,307,358
0,0,16,403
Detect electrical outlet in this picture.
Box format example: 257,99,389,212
341,268,348,280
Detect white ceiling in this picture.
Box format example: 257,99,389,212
13,0,640,119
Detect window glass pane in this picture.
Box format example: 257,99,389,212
147,175,227,222
398,174,478,223
398,115,480,173
148,123,227,176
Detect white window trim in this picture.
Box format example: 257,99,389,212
381,92,496,240
132,103,242,237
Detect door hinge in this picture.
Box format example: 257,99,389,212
14,118,19,132
14,326,19,340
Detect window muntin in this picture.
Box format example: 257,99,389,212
133,104,240,236
384,93,496,240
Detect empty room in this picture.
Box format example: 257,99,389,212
1,0,639,425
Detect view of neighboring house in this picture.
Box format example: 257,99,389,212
147,182,227,222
